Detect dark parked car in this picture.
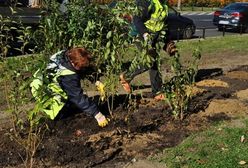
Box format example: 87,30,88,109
213,2,248,32
167,6,196,39
108,1,196,39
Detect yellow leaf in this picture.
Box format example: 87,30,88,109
239,161,246,165
240,135,245,143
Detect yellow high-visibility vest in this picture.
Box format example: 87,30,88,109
144,0,168,32
30,51,76,120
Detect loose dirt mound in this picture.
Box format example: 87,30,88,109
225,71,248,80
2,66,248,168
236,89,248,101
196,79,229,88
199,99,248,118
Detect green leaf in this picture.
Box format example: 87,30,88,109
9,7,17,14
106,41,111,48
10,27,17,30
106,31,112,39
104,48,110,59
111,55,115,62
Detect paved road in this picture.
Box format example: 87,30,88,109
180,12,247,38
0,7,41,24
181,11,215,28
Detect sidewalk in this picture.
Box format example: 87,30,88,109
180,11,214,15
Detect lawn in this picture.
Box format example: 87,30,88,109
153,119,248,168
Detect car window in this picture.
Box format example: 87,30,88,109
224,3,248,10
168,7,177,15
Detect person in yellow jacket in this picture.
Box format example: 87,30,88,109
30,47,109,127
119,0,177,100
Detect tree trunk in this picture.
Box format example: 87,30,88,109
177,0,181,11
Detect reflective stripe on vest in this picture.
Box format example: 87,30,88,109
144,0,168,32
44,67,76,120
30,51,76,120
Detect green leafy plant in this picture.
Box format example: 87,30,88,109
1,5,202,168
1,55,48,168
36,0,138,116
164,49,201,120
15,25,34,55
0,4,48,167
0,15,14,60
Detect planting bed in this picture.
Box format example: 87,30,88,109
1,65,248,168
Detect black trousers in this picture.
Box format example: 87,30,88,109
54,101,82,120
125,32,163,95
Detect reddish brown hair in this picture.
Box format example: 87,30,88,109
66,47,91,70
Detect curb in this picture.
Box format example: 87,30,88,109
180,11,214,15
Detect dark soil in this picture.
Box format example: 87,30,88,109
1,65,248,168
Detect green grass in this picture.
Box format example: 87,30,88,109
174,35,248,67
154,119,248,168
177,35,248,56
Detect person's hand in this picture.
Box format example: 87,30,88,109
163,41,178,56
95,112,109,127
95,81,106,101
143,32,150,41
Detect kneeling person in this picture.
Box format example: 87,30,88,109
30,47,109,127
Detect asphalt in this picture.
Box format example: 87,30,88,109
0,6,41,15
0,6,41,24
181,11,214,16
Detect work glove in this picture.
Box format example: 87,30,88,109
163,41,178,56
143,32,150,41
95,112,109,127
95,81,106,101
143,32,153,47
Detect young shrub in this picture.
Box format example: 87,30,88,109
164,48,201,120
36,0,138,115
1,55,48,168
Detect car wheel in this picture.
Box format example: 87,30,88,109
183,25,193,39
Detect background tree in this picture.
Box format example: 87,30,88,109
177,0,182,10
